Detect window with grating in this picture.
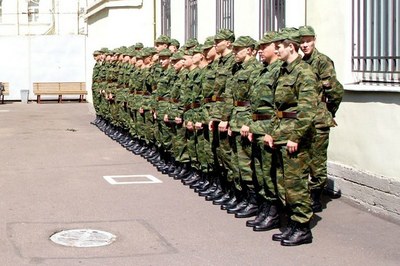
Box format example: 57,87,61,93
259,0,285,38
216,0,234,31
161,0,171,36
185,0,198,40
352,0,400,84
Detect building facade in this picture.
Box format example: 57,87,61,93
2,0,400,221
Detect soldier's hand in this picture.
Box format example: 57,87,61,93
153,112,157,119
240,125,250,137
186,121,194,131
175,117,182,124
263,134,274,148
163,114,169,122
195,122,203,130
228,127,232,136
209,121,214,131
218,121,228,132
139,107,144,114
248,133,253,142
286,140,298,153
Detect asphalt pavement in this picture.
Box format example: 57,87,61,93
0,101,399,266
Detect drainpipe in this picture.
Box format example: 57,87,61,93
153,0,156,41
305,0,307,25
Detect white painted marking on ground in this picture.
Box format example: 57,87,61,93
0,110,10,113
103,175,163,185
50,229,116,247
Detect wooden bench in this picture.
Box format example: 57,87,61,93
0,82,9,104
33,82,87,103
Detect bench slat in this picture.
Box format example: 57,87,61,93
33,82,86,103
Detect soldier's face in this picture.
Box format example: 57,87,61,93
258,43,275,63
123,55,130,63
214,39,228,54
130,57,137,65
233,46,248,63
135,59,143,67
159,56,170,68
192,53,202,64
169,45,178,53
300,36,315,56
183,55,193,68
155,43,168,52
204,47,217,60
172,59,184,71
276,42,290,62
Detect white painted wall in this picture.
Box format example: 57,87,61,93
0,35,86,101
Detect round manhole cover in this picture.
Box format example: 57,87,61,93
50,229,116,247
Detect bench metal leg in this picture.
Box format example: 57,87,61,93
37,95,41,104
58,95,62,103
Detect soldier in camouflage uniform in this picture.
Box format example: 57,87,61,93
169,39,180,53
264,28,318,246
164,51,188,178
244,32,282,231
181,37,220,189
299,26,344,212
216,36,262,219
91,49,104,124
200,29,236,203
150,48,177,174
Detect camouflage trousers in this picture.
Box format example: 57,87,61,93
213,126,234,186
195,127,214,173
186,129,200,170
309,127,330,191
136,111,155,144
155,119,173,150
252,135,278,202
276,145,313,224
172,124,190,163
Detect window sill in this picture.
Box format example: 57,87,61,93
345,83,400,93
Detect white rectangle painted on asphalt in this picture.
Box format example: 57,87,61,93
103,175,162,185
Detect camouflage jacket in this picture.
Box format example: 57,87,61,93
248,60,282,135
207,52,235,121
271,55,318,145
303,49,344,126
225,56,262,132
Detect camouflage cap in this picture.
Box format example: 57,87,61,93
170,39,180,48
215,28,235,42
93,50,101,56
170,51,185,60
258,31,278,45
155,34,171,45
159,48,172,57
272,27,301,44
185,38,199,49
148,47,158,55
100,47,109,53
192,44,203,54
140,47,156,58
202,36,215,50
134,42,144,49
184,48,194,56
232,36,256,48
299,25,316,37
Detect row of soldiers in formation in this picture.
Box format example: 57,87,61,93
91,26,344,246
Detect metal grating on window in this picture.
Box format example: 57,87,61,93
185,0,198,40
259,0,285,38
216,0,234,31
352,0,400,84
161,0,171,36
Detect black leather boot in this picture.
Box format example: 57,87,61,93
272,220,297,241
246,202,268,227
227,199,248,214
234,192,258,218
253,203,280,231
280,222,313,246
311,189,323,213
